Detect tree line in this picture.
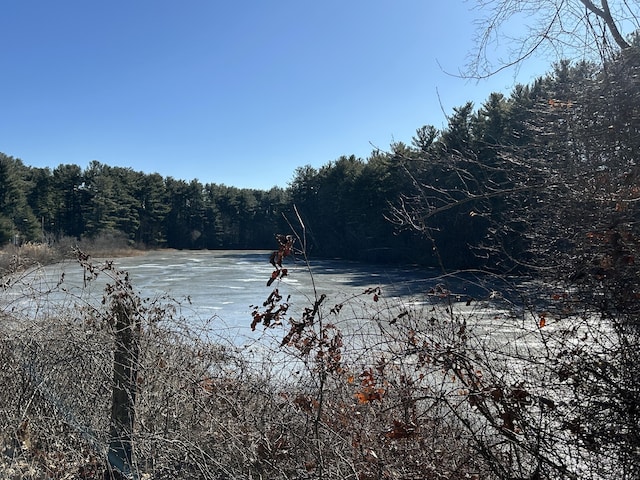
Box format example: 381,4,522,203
1,40,638,274
0,157,292,251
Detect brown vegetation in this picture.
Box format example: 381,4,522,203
0,247,499,480
0,232,145,279
1,222,639,479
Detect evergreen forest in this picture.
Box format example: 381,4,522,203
2,45,637,273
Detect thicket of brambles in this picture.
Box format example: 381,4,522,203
2,1,640,478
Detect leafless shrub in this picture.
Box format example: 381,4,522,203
1,244,501,479
0,242,63,277
14,225,635,479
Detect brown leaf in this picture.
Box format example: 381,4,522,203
385,420,416,439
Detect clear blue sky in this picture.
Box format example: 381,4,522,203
1,1,550,190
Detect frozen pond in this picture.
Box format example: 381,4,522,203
1,249,522,345
0,251,421,324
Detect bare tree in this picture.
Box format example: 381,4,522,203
467,0,640,78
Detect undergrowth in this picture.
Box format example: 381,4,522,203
0,229,635,479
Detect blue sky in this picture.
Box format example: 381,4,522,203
1,1,551,190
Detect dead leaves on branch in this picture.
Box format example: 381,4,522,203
248,239,506,478
267,267,288,287
267,234,294,286
384,419,417,440
353,368,386,405
246,232,627,478
250,288,290,331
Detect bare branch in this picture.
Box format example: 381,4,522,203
465,0,639,78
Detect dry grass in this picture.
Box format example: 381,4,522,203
0,256,489,480
2,252,633,479
0,243,62,276
0,232,145,279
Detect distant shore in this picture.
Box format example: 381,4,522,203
0,240,150,277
